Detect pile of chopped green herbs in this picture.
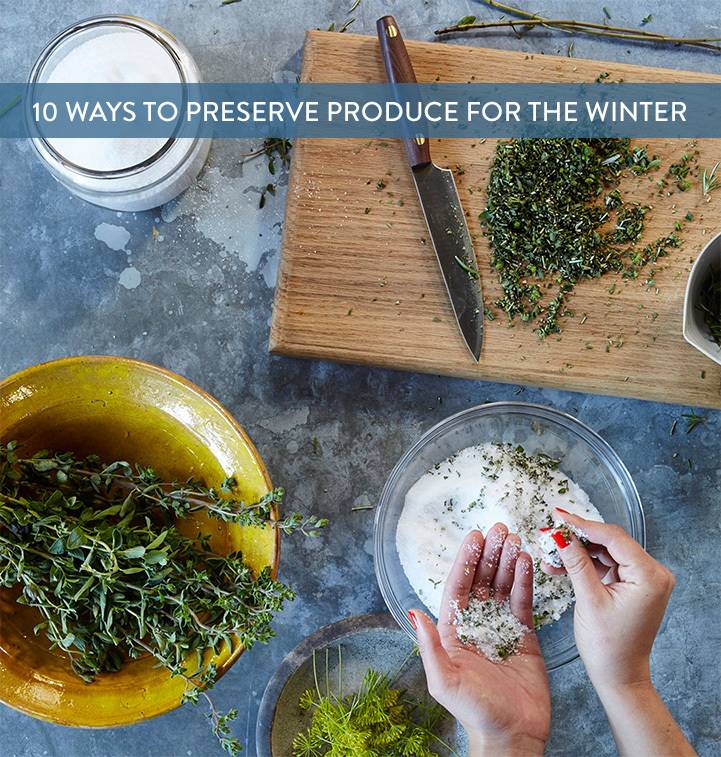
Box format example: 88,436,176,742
667,151,695,192
481,138,683,337
0,441,326,754
697,264,721,347
293,649,453,757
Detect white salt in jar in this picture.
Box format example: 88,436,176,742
29,15,210,211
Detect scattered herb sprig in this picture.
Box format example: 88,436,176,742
702,162,720,197
326,0,362,33
454,255,480,279
681,412,705,433
0,442,326,754
436,1,721,53
239,138,292,208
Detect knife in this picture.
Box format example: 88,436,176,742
376,15,484,361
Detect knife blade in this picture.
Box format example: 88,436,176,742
412,163,484,361
376,15,484,360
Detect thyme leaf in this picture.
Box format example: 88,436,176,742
681,412,705,433
702,162,720,196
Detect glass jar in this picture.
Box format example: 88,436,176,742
28,15,210,212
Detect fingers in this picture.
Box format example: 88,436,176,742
550,528,604,601
472,522,508,599
587,542,617,568
410,609,454,703
593,560,613,581
540,541,617,579
510,553,543,656
509,551,534,627
556,509,676,593
601,564,619,584
439,530,484,638
539,561,567,576
554,508,641,565
553,508,650,582
491,533,521,601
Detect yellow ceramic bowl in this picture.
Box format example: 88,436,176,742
0,356,279,727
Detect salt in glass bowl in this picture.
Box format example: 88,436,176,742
374,401,645,671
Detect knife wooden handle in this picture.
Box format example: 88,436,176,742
376,15,431,169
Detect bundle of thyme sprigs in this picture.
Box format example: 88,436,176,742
481,138,682,336
0,441,326,754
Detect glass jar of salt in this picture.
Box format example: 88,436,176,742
28,15,210,211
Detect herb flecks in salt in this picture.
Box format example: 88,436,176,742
396,443,605,629
538,523,591,568
454,598,527,662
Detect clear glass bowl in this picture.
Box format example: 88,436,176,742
28,15,210,211
374,402,645,671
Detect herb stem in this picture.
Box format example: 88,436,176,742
436,1,721,52
0,95,21,120
454,255,480,279
237,138,285,162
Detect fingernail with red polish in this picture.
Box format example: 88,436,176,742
555,507,570,514
408,610,418,630
551,529,570,549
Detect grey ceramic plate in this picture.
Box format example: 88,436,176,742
256,613,466,757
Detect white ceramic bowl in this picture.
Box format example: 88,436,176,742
683,231,721,366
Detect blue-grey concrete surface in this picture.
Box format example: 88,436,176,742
1,2,720,756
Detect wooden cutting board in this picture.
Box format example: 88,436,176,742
270,31,721,409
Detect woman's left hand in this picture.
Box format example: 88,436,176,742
411,526,550,757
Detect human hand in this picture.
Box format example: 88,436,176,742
411,525,550,757
542,508,675,693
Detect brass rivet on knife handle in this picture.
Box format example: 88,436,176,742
376,15,431,168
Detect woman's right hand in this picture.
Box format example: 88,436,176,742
544,509,696,757
542,508,675,693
